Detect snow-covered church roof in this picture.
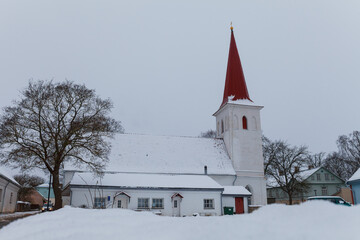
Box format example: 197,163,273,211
70,172,224,190
65,134,235,175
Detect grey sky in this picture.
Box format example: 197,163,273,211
0,0,359,154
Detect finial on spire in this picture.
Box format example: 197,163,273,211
230,22,233,31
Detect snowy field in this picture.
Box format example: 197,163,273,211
0,202,358,240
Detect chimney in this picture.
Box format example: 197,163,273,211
204,165,208,175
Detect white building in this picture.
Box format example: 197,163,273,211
0,168,20,213
62,27,266,216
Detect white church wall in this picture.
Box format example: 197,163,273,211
209,175,235,186
235,176,266,206
70,187,222,216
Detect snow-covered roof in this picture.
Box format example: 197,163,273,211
266,167,321,188
0,166,20,186
222,186,251,196
70,172,224,190
65,134,235,175
298,167,320,179
348,168,360,183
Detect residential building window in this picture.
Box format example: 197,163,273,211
203,199,214,209
331,175,335,181
152,198,164,209
311,175,315,181
325,173,329,181
117,200,122,208
9,192,13,204
316,173,321,181
321,187,327,196
138,198,149,209
242,116,248,130
94,197,105,209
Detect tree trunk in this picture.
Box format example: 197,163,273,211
288,194,293,205
52,170,63,210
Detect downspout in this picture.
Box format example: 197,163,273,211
220,189,224,215
70,189,72,206
232,175,237,186
1,182,10,213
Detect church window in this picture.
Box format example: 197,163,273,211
242,116,248,130
221,120,224,133
245,185,253,205
203,199,214,209
94,197,105,209
225,116,229,130
117,200,122,208
217,122,220,135
138,198,149,209
152,198,164,209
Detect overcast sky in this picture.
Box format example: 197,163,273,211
0,0,359,154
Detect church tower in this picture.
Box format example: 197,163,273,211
213,26,267,206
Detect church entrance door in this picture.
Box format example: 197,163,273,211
235,197,244,214
172,197,181,217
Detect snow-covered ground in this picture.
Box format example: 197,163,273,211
0,202,358,240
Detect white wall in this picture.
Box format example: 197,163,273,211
0,177,19,213
215,103,267,206
70,187,222,216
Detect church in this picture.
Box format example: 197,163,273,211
62,27,266,216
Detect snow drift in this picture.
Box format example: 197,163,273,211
0,202,358,240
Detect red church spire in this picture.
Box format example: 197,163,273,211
220,26,252,108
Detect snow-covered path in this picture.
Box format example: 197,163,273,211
0,202,358,240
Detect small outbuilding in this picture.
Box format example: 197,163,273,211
0,168,20,213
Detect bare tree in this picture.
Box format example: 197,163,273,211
337,131,360,172
200,130,216,138
14,174,45,202
305,152,326,168
0,80,123,209
262,135,283,175
265,139,309,205
323,152,352,180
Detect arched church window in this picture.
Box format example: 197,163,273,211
242,116,248,130
245,185,253,206
221,120,224,134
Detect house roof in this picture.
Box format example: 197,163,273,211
65,133,235,175
222,186,251,196
70,172,224,190
348,168,360,183
266,167,321,188
0,166,20,187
